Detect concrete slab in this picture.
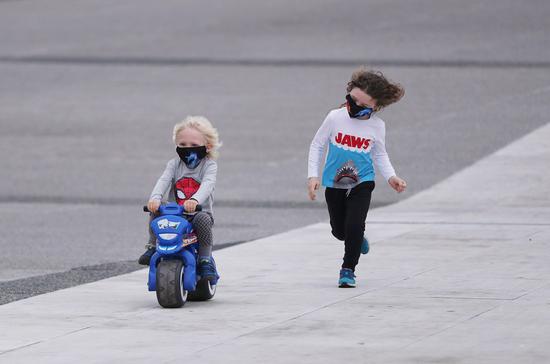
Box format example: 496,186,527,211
0,122,549,362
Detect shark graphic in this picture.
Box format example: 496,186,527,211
333,160,359,188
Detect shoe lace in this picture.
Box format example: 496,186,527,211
341,269,355,279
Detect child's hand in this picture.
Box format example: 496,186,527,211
308,177,320,200
388,176,407,193
183,199,199,213
147,199,161,213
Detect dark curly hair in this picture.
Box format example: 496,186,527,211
346,68,404,109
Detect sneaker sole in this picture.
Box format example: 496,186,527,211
138,257,151,266
199,274,217,281
338,282,356,288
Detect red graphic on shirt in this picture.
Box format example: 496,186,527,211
175,177,200,206
335,132,371,149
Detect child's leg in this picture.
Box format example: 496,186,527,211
139,210,161,265
342,181,375,270
147,211,160,247
324,187,348,241
191,212,214,257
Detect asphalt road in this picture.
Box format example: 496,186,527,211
1,0,549,303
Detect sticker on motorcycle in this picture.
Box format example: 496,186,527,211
157,218,181,229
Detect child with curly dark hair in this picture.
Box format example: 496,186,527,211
307,68,407,288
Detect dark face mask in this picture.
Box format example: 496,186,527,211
176,146,207,169
346,94,374,119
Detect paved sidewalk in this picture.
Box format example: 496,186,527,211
1,123,549,363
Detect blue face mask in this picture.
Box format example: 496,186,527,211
346,94,374,118
176,146,207,169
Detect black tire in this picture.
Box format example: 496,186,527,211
156,259,187,308
188,278,216,301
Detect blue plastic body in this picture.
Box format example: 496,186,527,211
147,203,219,292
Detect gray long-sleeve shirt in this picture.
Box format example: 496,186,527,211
149,157,217,215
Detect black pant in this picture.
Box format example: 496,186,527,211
325,181,375,271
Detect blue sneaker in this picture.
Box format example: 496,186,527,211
338,268,356,288
198,257,217,281
361,236,370,255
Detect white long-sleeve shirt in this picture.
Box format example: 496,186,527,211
308,107,396,189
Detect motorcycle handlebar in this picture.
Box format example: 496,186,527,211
142,204,202,213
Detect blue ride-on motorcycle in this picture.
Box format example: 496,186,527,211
144,203,219,308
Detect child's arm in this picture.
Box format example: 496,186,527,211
148,159,176,212
307,112,333,200
372,122,407,193
187,160,217,209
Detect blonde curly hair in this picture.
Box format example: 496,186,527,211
172,116,222,159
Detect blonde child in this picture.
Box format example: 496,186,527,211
139,116,221,280
307,68,407,288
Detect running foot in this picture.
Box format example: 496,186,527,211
361,236,370,255
338,268,356,288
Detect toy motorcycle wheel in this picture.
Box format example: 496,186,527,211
189,278,216,301
156,259,187,308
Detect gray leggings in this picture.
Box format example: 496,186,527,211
148,211,214,257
